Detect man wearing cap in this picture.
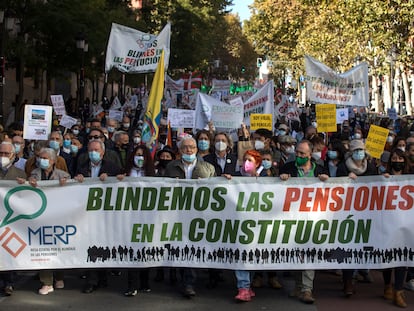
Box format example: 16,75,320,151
278,123,290,136
278,135,296,167
336,139,377,296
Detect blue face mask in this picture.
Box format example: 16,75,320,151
278,130,286,136
197,140,209,151
13,143,21,154
89,151,102,164
378,165,387,174
63,139,71,148
49,140,60,150
182,153,196,163
70,145,79,154
352,149,365,161
262,160,272,170
327,150,338,160
39,159,50,170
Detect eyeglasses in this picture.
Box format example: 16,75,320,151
89,135,103,140
181,145,196,150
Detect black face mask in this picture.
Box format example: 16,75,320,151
391,161,405,172
158,159,171,168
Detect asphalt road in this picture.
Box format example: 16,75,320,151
0,269,413,311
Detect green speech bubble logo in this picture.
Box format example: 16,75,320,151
0,186,47,227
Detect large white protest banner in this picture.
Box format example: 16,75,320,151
305,55,369,106
243,80,274,126
1,176,414,271
105,23,171,73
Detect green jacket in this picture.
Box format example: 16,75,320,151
164,159,216,179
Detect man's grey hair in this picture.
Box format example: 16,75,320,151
88,139,105,152
1,141,16,154
178,135,196,150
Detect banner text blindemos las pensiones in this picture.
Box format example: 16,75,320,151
0,175,413,271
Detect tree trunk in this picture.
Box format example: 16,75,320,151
400,65,412,115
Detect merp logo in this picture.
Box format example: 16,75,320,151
0,186,47,227
0,186,47,257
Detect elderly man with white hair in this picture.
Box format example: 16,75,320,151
164,135,216,297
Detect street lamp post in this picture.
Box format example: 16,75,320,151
76,32,88,116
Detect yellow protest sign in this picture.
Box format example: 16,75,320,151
315,104,337,132
365,125,389,159
250,114,273,131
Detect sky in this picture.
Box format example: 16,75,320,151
230,0,253,22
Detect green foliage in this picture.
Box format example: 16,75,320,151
244,0,414,76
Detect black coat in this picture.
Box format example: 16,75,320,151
75,158,122,177
203,153,238,176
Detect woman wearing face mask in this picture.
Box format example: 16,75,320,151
203,132,238,288
153,145,178,284
203,132,237,177
233,149,264,302
120,145,154,296
324,139,346,178
195,129,212,158
381,148,409,308
391,136,406,153
28,148,70,295
336,139,377,297
131,130,142,148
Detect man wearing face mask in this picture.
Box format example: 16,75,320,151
120,116,131,134
203,132,237,177
112,131,131,172
278,135,297,167
164,136,215,298
106,118,119,140
11,134,26,170
75,140,122,294
0,142,26,296
279,140,329,304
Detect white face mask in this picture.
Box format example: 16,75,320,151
133,137,141,144
215,141,227,152
285,146,295,154
312,151,322,160
0,156,11,169
354,133,362,139
254,140,265,150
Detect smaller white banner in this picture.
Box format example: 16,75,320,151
23,105,53,140
50,95,66,116
167,108,195,128
59,115,78,129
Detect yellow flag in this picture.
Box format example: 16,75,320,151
141,51,165,156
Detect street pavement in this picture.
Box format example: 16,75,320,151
0,269,413,310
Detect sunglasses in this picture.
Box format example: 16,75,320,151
89,135,103,140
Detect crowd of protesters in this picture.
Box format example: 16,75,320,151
0,93,414,308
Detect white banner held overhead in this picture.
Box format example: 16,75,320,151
105,23,171,73
23,105,53,141
1,176,414,271
305,55,369,106
167,108,195,128
243,80,274,126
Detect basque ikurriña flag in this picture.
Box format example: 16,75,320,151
141,51,165,157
